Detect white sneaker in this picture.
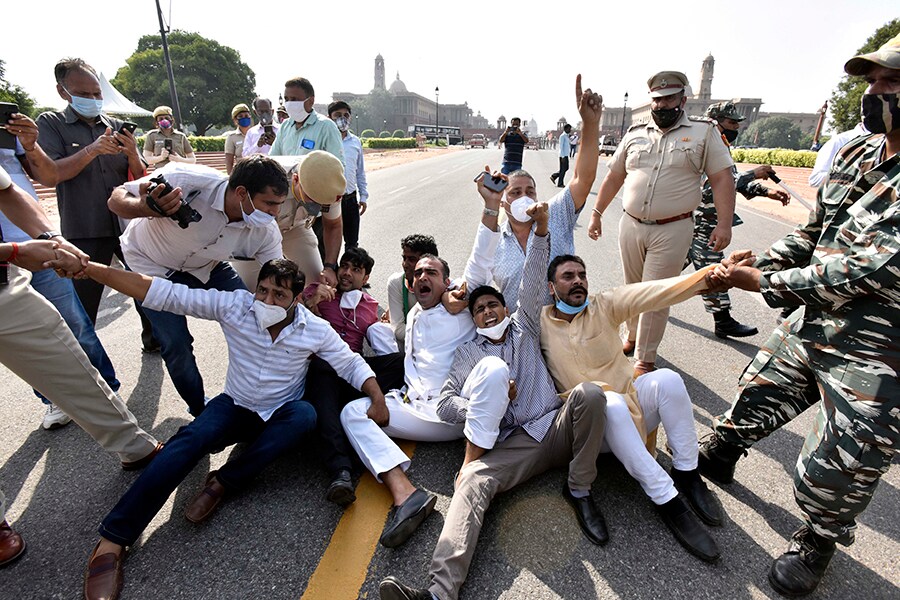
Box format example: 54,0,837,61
42,404,72,430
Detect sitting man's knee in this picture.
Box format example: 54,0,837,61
572,382,607,410
340,398,370,427
476,356,510,381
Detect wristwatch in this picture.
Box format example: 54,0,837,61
37,230,62,240
483,208,499,217
323,262,339,271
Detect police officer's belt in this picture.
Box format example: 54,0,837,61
625,210,693,225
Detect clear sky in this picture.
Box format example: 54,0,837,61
3,0,895,132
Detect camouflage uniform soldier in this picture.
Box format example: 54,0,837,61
685,102,789,339
697,34,900,597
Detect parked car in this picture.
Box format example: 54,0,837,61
467,133,487,148
600,141,618,156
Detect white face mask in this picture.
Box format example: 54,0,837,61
508,195,535,223
284,100,311,122
340,289,363,310
241,193,275,228
476,315,511,341
253,300,288,330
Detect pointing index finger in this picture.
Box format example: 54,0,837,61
575,74,583,103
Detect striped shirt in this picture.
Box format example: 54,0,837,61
437,231,561,442
143,278,375,421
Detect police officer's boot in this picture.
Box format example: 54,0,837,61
697,434,747,484
713,310,758,339
768,525,836,597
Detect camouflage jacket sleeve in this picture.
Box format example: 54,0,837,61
758,208,900,308
735,170,768,200
753,197,824,273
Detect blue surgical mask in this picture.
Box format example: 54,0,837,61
64,87,103,118
552,283,589,315
241,193,275,228
238,117,252,127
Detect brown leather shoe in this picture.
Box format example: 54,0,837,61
0,521,25,567
121,442,164,471
184,472,225,523
83,541,124,600
622,340,636,356
633,361,656,379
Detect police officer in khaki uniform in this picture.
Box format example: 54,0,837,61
587,71,736,376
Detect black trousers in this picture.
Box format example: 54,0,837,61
69,236,157,349
552,156,569,188
341,191,360,249
304,352,405,475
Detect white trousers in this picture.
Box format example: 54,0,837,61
340,357,511,480
600,368,698,504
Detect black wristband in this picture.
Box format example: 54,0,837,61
324,262,339,271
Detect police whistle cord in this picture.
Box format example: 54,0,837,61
769,173,814,211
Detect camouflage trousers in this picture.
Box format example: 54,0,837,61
685,220,730,314
713,316,899,545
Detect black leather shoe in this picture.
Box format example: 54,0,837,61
698,434,747,485
671,468,723,526
562,486,609,545
326,470,356,508
714,312,758,339
379,576,433,600
379,489,437,548
769,526,836,597
656,496,720,563
550,173,558,184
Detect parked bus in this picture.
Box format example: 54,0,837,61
408,124,463,146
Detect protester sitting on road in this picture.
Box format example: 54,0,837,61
384,233,439,344
377,201,609,600
2,112,120,429
107,155,287,416
234,152,345,289
243,97,280,157
302,246,404,507
492,75,601,310
224,103,253,174
143,106,196,168
76,258,385,600
339,207,498,549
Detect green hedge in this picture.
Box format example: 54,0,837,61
360,129,376,139
135,135,226,152
392,129,407,138
363,137,417,149
731,148,816,168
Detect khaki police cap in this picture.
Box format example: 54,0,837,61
647,71,689,98
269,152,346,206
706,101,745,122
153,105,173,119
231,103,251,119
845,33,900,76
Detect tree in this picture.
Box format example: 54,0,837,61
112,30,255,134
0,59,38,118
737,116,803,149
351,89,395,136
829,19,900,132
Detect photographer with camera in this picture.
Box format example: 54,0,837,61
498,117,529,175
107,156,288,416
143,106,196,168
242,97,280,157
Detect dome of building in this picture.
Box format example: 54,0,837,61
389,72,407,94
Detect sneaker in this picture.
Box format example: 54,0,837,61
42,404,72,430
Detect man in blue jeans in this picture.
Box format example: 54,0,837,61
74,257,386,600
108,156,289,415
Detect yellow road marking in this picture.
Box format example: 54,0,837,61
301,440,416,600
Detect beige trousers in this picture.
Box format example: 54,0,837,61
232,225,324,290
618,214,695,363
428,383,607,600
0,266,158,463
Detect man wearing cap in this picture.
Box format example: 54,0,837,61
686,101,789,339
224,103,253,174
232,151,346,290
328,100,369,249
143,106,196,168
243,97,280,157
587,71,736,376
107,155,288,416
698,35,900,596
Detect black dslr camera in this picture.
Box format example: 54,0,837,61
145,174,202,229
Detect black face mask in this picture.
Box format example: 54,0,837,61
651,106,682,129
721,128,739,143
861,93,900,135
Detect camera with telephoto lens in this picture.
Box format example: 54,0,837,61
145,174,202,229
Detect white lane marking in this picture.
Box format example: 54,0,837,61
390,186,407,194
421,176,431,181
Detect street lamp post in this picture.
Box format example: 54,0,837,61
383,119,387,135
619,92,629,139
435,86,440,143
355,114,359,136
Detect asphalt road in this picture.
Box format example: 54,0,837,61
1,148,897,600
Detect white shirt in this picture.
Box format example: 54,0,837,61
341,133,368,202
121,164,283,282
143,278,375,420
808,123,869,187
243,122,280,157
386,271,411,342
